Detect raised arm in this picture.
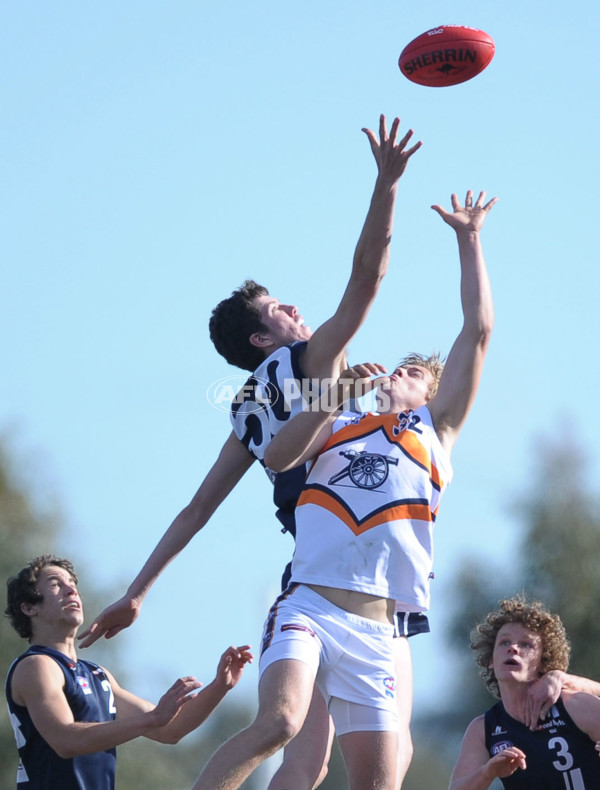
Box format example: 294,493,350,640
427,191,497,455
78,432,254,648
449,716,526,790
263,363,386,472
10,647,252,756
9,656,198,757
302,115,422,380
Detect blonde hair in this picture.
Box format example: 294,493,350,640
396,352,445,400
470,596,571,698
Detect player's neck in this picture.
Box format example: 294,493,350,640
499,681,535,723
31,628,79,662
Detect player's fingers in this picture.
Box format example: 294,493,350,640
474,190,486,207
525,695,538,726
464,190,474,208
171,677,201,698
353,363,386,379
483,196,499,211
396,127,413,150
361,128,377,144
404,139,423,158
347,363,371,376
450,193,461,211
361,128,379,156
388,116,400,144
77,631,101,648
379,113,388,141
78,621,98,639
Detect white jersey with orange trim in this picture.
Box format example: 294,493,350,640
291,405,453,612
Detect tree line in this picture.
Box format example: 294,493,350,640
1,436,598,789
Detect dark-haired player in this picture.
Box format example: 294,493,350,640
5,555,252,790
189,190,497,790
79,115,423,789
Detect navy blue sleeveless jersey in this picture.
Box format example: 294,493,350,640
485,696,599,789
230,340,312,538
5,645,117,790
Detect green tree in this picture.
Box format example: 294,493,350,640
518,440,600,681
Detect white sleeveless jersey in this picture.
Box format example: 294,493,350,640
292,405,453,612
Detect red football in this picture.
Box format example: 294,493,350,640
399,25,495,87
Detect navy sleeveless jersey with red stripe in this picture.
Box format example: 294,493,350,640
5,645,116,790
484,697,599,789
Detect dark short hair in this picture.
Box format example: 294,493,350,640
470,596,571,698
209,280,269,371
5,555,78,640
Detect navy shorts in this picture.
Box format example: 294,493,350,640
394,611,430,638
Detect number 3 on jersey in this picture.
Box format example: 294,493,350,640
549,736,585,789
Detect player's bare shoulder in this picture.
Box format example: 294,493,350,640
10,653,65,704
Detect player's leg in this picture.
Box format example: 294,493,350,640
394,635,413,787
267,685,334,790
338,729,398,790
324,604,404,790
191,657,316,790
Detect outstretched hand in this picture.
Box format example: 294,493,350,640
337,362,388,403
362,115,422,184
151,676,203,728
431,190,498,234
215,645,254,690
78,595,141,648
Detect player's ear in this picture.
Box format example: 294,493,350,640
249,332,274,350
21,602,38,618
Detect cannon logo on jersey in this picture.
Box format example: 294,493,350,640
298,411,448,536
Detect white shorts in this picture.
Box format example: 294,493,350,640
259,584,398,734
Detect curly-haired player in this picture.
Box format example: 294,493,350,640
450,596,600,789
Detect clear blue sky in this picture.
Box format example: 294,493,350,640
2,1,599,713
